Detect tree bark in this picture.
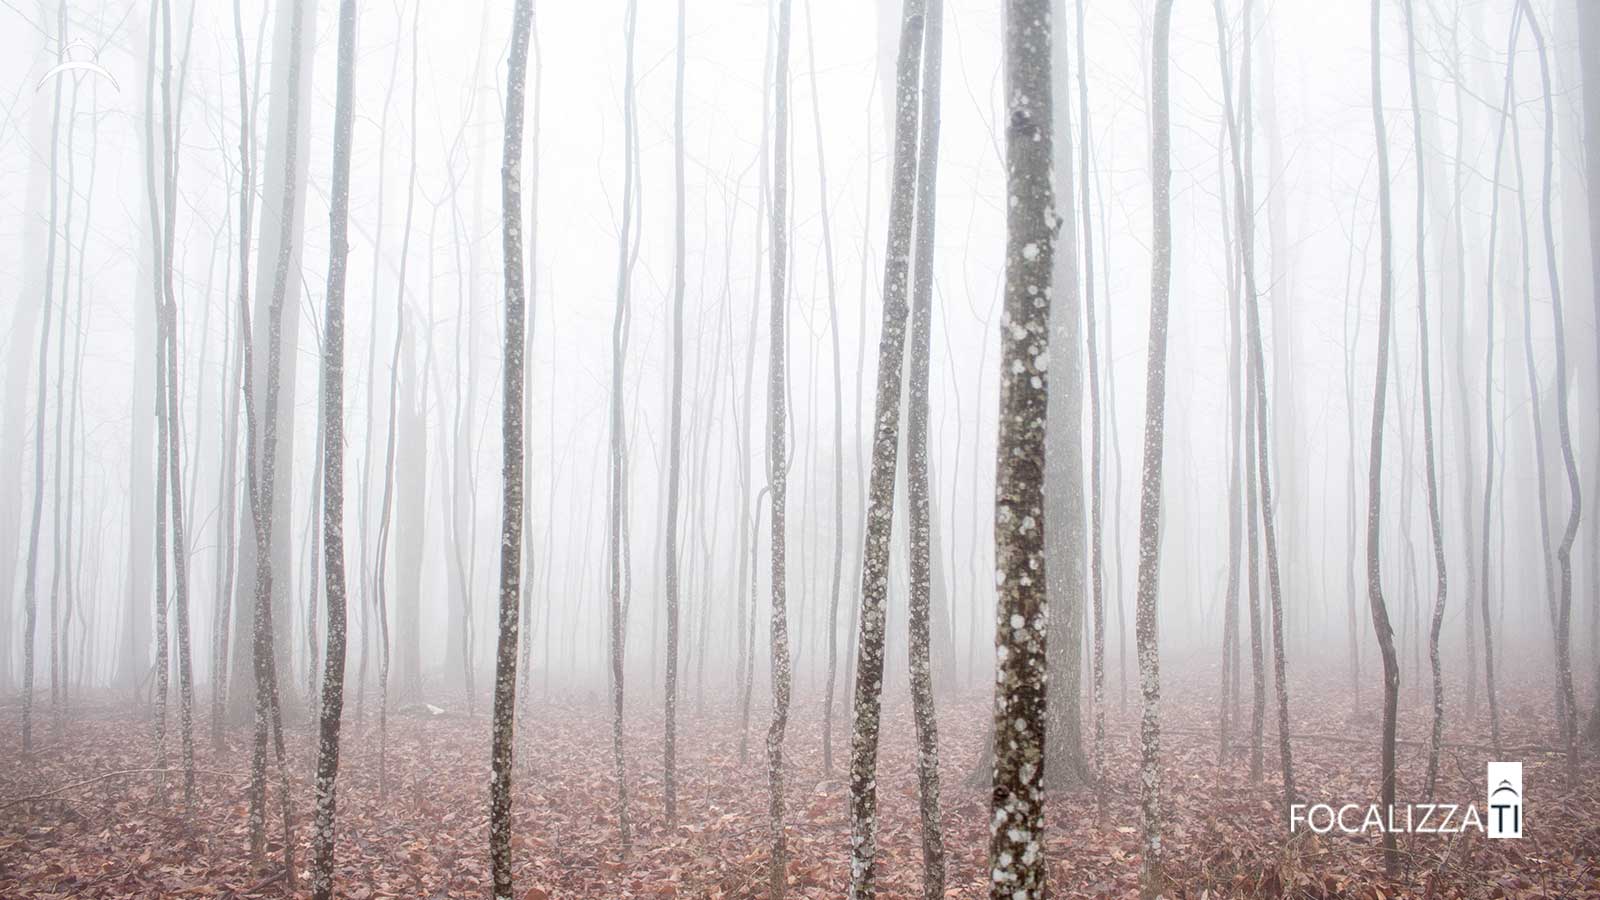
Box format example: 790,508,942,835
1133,4,1175,896
663,0,687,831
489,3,534,896
1366,0,1404,876
846,0,924,893
988,2,1053,896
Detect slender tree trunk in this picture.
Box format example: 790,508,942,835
662,0,687,830
1398,0,1449,802
988,2,1053,896
489,3,533,895
846,0,924,893
1578,0,1600,752
1133,5,1175,896
308,1,357,895
606,0,639,852
766,3,795,896
904,0,946,894
1516,0,1581,779
1044,0,1090,791
1366,0,1404,875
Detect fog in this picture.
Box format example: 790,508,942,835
0,0,1595,897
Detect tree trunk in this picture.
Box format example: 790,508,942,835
1516,0,1581,780
1133,5,1175,897
308,1,357,895
1579,0,1600,752
1044,0,1090,792
1366,0,1403,876
988,1,1053,896
606,0,639,852
766,3,795,896
662,0,687,830
489,3,533,895
905,0,946,894
846,0,923,893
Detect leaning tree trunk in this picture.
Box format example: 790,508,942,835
988,1,1053,896
309,1,357,896
1133,5,1175,898
1366,0,1404,877
846,0,924,894
489,3,533,896
663,0,686,830
766,3,795,898
904,0,947,895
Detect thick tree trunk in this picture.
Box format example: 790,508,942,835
988,2,1053,896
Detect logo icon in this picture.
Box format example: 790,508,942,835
1487,761,1522,838
36,39,120,93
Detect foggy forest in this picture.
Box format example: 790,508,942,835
0,0,1598,896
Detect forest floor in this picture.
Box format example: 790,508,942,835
0,663,1596,899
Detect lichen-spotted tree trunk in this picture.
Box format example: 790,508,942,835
904,0,947,894
846,0,924,893
988,1,1053,896
308,0,357,896
489,2,534,896
1366,0,1404,876
1133,4,1175,896
766,2,795,897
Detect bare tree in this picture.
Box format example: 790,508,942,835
767,1,795,895
489,2,534,896
1366,0,1403,876
1133,4,1176,897
988,1,1053,896
1516,0,1581,779
663,0,687,830
606,0,640,852
309,0,358,895
846,0,924,892
905,0,946,893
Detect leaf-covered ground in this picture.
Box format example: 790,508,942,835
0,663,1595,898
